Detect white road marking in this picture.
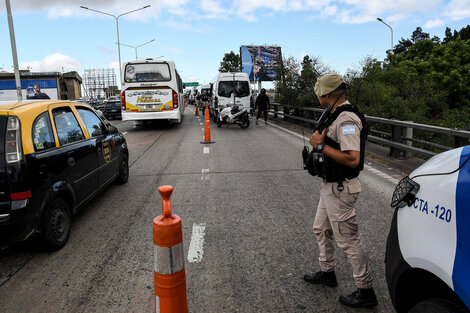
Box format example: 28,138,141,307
187,223,206,263
364,164,400,185
204,147,210,154
201,168,210,180
122,132,127,135
200,123,203,125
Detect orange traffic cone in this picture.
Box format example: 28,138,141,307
153,186,188,313
201,104,215,144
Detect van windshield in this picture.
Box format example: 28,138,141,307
124,63,171,83
218,81,250,98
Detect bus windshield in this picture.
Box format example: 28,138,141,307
124,63,171,83
218,81,250,98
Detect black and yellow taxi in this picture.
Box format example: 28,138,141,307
0,100,129,250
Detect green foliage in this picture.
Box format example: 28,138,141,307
274,24,470,140
219,51,242,72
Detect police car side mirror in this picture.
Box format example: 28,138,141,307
391,176,420,208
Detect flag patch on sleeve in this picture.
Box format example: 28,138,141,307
342,126,355,134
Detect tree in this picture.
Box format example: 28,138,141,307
218,51,241,72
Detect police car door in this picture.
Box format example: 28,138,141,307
51,106,99,205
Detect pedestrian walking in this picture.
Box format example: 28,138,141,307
255,88,269,125
304,73,377,308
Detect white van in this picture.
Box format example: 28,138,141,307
211,72,251,119
121,59,184,123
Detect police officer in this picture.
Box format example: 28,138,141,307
304,73,377,308
201,90,209,111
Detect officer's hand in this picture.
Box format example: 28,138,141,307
309,129,326,147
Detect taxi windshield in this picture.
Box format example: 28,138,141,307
124,63,171,83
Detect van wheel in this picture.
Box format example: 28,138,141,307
409,298,467,313
41,198,71,251
117,153,129,184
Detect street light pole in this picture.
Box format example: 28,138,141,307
117,39,155,60
5,0,22,100
377,18,393,51
80,5,151,88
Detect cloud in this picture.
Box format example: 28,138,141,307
20,53,82,72
424,19,445,29
444,0,470,20
3,0,458,26
98,45,117,55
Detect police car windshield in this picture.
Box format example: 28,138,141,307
218,81,250,98
124,63,171,83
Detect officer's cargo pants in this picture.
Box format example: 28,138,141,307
313,178,373,289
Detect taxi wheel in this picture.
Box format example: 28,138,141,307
41,198,71,251
409,298,467,313
117,153,129,184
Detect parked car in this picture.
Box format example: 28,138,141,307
386,145,470,313
0,100,129,250
103,99,122,120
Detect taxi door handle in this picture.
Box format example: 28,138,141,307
67,157,76,167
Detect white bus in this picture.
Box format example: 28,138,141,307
210,72,251,119
121,59,185,123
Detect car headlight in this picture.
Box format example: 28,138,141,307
391,176,420,208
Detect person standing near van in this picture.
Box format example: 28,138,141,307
255,88,270,125
304,73,376,308
201,91,209,111
250,91,257,117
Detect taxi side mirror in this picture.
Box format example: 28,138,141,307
108,125,119,134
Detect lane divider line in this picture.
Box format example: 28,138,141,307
187,223,206,263
201,169,210,180
204,147,210,154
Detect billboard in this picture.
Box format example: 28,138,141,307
0,79,58,100
240,45,282,82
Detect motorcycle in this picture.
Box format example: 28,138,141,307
216,104,250,129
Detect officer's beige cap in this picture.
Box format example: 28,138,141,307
314,73,345,97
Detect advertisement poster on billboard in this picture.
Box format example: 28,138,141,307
0,79,58,100
240,45,282,82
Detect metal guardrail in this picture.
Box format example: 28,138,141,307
270,103,470,158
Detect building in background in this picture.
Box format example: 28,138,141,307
0,70,82,100
82,68,118,100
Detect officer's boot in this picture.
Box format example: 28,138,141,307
303,271,337,287
339,288,378,308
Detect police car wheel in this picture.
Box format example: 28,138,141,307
41,198,71,251
409,298,467,313
117,153,129,184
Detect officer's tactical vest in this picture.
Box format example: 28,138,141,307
323,105,368,182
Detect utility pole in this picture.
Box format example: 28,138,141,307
5,0,22,100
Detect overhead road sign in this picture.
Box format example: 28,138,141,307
184,82,199,87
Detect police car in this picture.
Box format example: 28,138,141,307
0,100,129,250
386,145,470,312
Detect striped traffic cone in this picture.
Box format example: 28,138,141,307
153,186,188,313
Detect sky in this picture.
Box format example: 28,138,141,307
1,0,469,90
